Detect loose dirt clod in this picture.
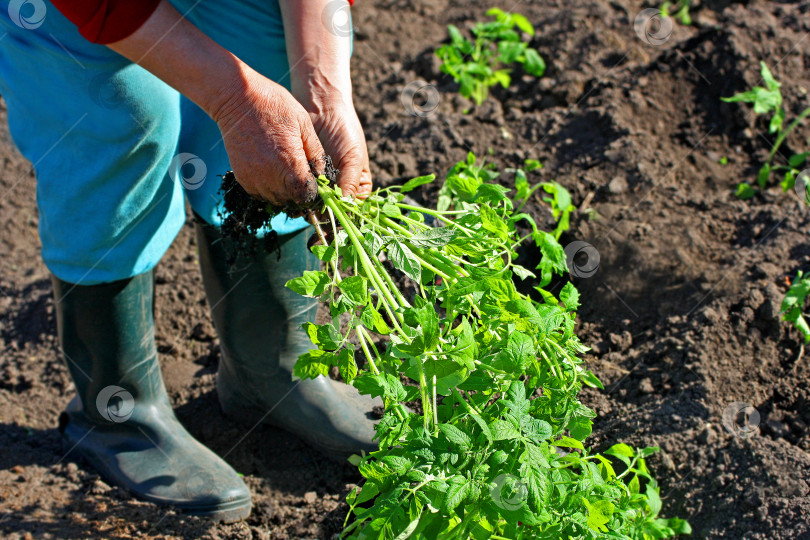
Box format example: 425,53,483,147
217,156,340,265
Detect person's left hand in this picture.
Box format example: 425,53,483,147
309,104,372,198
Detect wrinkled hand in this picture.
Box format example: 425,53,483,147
310,104,372,198
213,70,326,208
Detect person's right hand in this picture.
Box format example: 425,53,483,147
211,68,326,209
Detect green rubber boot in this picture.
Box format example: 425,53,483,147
195,221,382,461
53,272,252,522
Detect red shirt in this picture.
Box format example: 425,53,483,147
50,0,353,44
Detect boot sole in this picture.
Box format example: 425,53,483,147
60,416,252,523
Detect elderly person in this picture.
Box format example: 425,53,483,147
0,0,376,522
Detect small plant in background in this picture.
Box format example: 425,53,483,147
781,271,810,343
281,155,689,538
661,0,692,25
436,8,546,106
721,62,810,199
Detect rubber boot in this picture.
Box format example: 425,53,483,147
195,221,382,461
53,272,252,522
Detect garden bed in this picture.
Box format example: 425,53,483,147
1,0,809,538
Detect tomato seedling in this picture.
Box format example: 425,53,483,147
661,0,692,25
283,155,690,539
781,271,810,343
721,62,810,199
436,8,546,106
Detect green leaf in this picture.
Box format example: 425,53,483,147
396,335,426,357
511,13,535,35
470,413,493,443
337,348,358,383
311,245,336,262
524,159,543,172
522,48,546,77
294,350,334,379
361,305,391,335
438,423,472,451
760,61,781,92
552,436,584,450
721,64,782,117
381,455,413,475
382,202,402,218
401,174,436,193
789,152,809,168
363,231,384,256
473,183,511,204
525,469,551,512
514,168,530,199
447,24,464,46
583,499,614,531
338,275,369,306
302,322,341,350
579,370,604,390
781,271,810,342
511,264,536,281
490,419,521,441
442,476,469,513
735,183,756,199
606,442,635,458
408,227,457,248
388,240,422,282
420,305,440,352
646,483,663,515
286,270,330,297
559,282,580,311
498,40,524,63
507,332,535,369
757,163,772,188
770,107,785,134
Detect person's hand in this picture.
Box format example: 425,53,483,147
212,68,327,208
309,103,372,198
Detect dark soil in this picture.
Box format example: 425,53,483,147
2,0,810,538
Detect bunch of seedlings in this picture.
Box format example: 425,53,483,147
218,153,691,538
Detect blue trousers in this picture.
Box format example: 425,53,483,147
0,0,309,284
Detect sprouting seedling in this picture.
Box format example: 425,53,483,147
436,8,546,106
781,271,810,343
661,0,692,25
721,62,810,199
278,155,690,539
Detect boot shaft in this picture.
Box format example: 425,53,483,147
52,272,169,422
195,221,319,375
